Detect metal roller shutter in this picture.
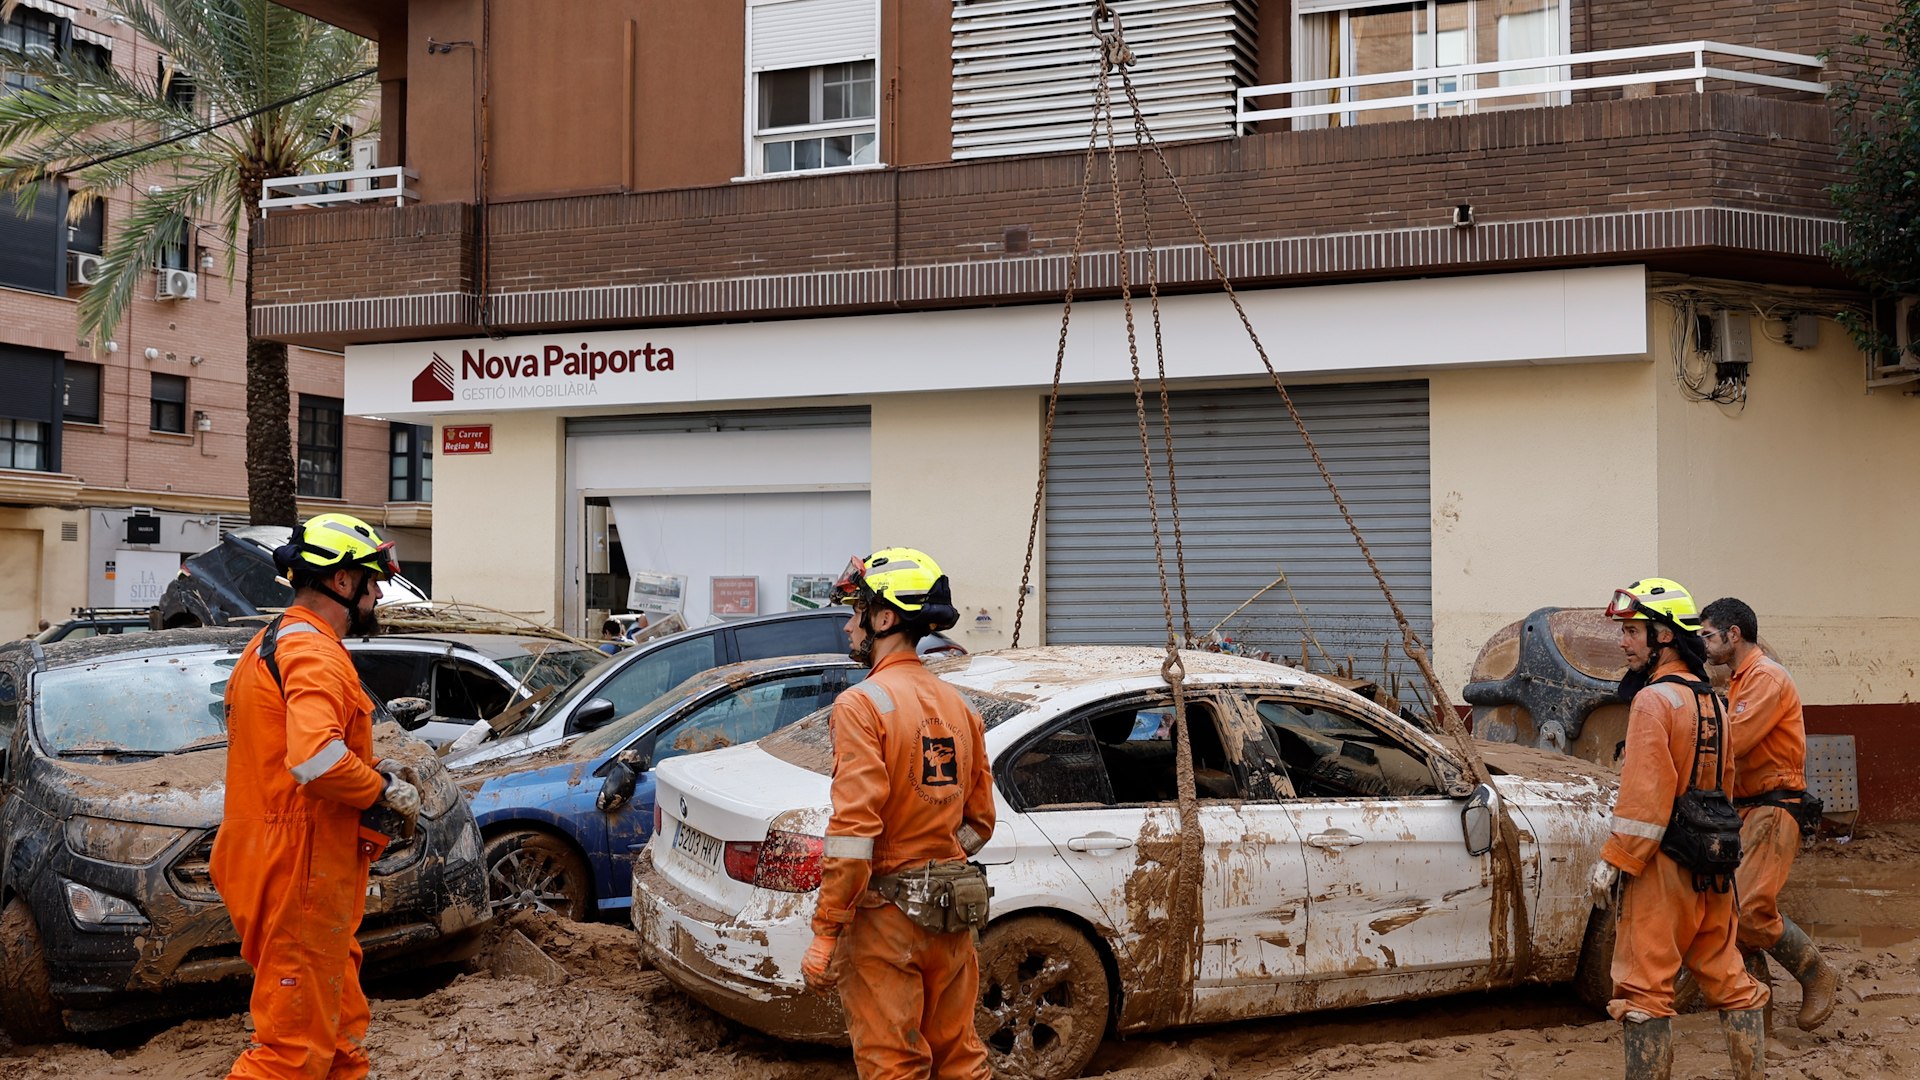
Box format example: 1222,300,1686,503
1044,382,1432,692
750,0,878,71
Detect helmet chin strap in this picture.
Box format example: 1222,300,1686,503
309,568,379,635
849,601,907,668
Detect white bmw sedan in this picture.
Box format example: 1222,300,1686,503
631,647,1617,1080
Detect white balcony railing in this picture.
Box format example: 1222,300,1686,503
1236,41,1825,132
259,166,418,216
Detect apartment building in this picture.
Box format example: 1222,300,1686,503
260,1,1919,813
0,0,433,636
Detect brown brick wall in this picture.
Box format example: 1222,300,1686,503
253,92,1842,334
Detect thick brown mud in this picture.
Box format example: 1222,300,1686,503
11,827,1920,1079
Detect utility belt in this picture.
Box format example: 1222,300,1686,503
869,860,992,936
1650,675,1744,893
1734,788,1825,839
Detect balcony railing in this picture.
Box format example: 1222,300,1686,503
259,166,418,216
1236,41,1825,132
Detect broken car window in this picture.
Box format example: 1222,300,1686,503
36,652,236,756
1255,698,1441,799
1086,701,1244,804
496,645,606,695
1008,716,1113,809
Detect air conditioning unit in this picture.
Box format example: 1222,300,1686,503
68,251,104,287
1870,296,1920,386
155,268,198,301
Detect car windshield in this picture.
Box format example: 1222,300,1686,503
496,644,607,695
757,686,1028,776
35,650,237,756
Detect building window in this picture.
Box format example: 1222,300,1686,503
755,60,877,174
0,418,47,470
68,195,104,255
298,395,343,498
157,225,193,270
64,361,101,425
0,9,57,95
1294,0,1567,128
389,422,432,502
150,373,187,433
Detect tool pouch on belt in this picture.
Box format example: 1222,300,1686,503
1652,675,1743,892
1735,789,1825,839
871,860,992,935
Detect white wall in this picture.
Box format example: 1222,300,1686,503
431,411,566,621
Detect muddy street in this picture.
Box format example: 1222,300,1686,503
7,826,1920,1080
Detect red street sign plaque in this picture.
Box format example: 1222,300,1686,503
442,425,492,455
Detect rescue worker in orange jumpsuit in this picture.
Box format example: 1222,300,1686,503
1700,597,1840,1030
801,548,996,1080
1588,578,1767,1080
212,514,423,1079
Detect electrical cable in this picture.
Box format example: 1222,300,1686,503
61,67,378,174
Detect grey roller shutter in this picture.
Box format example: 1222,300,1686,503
750,0,878,70
1044,382,1431,694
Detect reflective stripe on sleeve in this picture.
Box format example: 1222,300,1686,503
823,835,874,860
859,683,895,715
957,824,985,855
1610,815,1667,842
290,738,350,785
278,622,321,637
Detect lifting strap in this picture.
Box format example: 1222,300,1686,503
1008,0,1535,989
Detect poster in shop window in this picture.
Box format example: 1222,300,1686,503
627,571,687,619
710,577,758,618
787,574,837,611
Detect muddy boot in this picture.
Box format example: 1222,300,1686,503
1743,949,1774,1038
1623,1016,1673,1080
1721,1008,1766,1080
1767,916,1839,1030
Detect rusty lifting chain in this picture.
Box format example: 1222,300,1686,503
1007,1,1534,986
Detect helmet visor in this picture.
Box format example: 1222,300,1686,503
1605,589,1644,621
831,555,869,606
361,540,400,582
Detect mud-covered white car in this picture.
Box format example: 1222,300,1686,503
632,647,1619,1080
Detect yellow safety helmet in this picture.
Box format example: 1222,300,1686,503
1604,577,1702,632
276,513,400,582
833,547,959,631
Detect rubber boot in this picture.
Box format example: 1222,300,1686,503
1721,1008,1766,1080
1623,1016,1673,1080
1743,949,1774,1038
1766,916,1839,1031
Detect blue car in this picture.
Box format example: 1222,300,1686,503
458,654,865,920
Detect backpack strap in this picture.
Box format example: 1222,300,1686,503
1650,674,1724,792
256,613,324,693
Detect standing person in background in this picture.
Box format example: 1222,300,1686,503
1700,597,1840,1031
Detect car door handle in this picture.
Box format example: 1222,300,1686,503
1066,834,1135,853
1307,831,1365,851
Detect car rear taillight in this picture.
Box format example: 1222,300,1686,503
719,829,825,893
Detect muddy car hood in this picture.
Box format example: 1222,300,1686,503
1479,740,1617,783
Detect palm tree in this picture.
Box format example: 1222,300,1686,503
0,0,375,526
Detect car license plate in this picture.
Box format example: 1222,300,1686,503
672,819,723,869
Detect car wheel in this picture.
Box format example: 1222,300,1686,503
975,915,1108,1080
1573,907,1616,1013
0,898,65,1043
483,830,593,922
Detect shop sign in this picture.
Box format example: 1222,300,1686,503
711,577,759,618
442,425,492,455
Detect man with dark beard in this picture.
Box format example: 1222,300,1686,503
212,514,422,1079
1589,578,1767,1080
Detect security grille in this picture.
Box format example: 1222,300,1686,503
951,0,1257,159
1043,382,1432,693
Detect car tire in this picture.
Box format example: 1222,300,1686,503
1573,907,1616,1013
975,915,1109,1080
483,830,593,922
0,898,65,1043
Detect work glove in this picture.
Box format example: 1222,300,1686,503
801,934,840,993
375,760,423,838
1589,860,1620,910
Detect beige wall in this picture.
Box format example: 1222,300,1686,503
870,389,1042,652
1428,359,1662,692
430,411,564,621
1651,305,1920,706
0,508,89,637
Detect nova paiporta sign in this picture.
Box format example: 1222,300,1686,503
410,340,676,406
441,425,492,455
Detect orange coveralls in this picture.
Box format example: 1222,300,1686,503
1601,656,1768,1020
814,650,997,1080
1726,650,1809,951
211,607,390,1079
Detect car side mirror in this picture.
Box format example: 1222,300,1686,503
387,696,433,730
598,757,645,813
573,697,617,733
1461,783,1496,857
